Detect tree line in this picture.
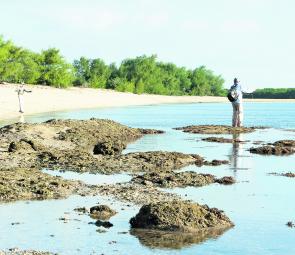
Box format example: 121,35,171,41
0,36,226,96
244,88,295,99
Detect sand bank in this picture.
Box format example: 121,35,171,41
1,83,294,121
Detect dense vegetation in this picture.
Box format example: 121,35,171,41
244,88,295,99
0,36,226,96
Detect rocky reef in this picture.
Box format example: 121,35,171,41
175,125,256,134
249,139,295,155
0,168,86,202
202,136,244,143
0,119,208,174
131,171,235,188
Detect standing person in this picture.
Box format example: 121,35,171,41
228,78,243,127
16,83,32,113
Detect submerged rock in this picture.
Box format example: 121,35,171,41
137,128,165,134
74,207,88,214
0,248,54,255
201,137,243,143
175,125,255,134
269,172,295,178
131,171,235,188
204,159,229,166
90,205,117,220
249,145,294,155
130,200,234,232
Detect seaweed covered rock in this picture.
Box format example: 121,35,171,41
204,159,229,166
175,125,255,134
0,248,54,255
8,139,36,153
90,205,117,220
202,137,243,143
93,140,126,155
132,171,235,188
249,145,294,155
0,168,83,202
138,128,165,134
0,119,202,174
130,200,234,232
272,140,295,147
269,172,295,178
120,151,204,172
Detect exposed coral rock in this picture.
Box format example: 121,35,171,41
269,172,295,178
202,137,241,143
272,140,295,147
0,168,84,202
130,200,234,232
175,125,255,134
132,171,235,188
249,145,294,155
90,205,117,220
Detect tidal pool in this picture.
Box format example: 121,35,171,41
0,102,295,254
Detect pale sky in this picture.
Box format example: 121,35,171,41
1,0,295,89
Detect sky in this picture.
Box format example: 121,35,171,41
1,0,295,89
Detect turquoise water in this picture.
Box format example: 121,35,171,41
0,102,295,254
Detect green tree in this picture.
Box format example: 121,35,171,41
39,48,74,87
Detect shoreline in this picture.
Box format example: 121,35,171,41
1,83,294,121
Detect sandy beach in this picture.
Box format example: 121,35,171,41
1,83,294,121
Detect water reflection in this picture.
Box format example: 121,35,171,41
130,227,230,249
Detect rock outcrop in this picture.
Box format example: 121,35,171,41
175,125,255,134
130,200,234,232
131,171,235,188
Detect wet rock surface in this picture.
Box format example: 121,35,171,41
175,125,255,134
202,137,244,143
272,140,295,147
249,145,294,155
269,172,295,178
131,171,235,188
250,139,295,155
96,183,180,204
0,249,55,255
130,200,234,232
90,205,117,220
0,168,86,202
204,159,229,166
0,119,203,174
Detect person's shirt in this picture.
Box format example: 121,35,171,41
231,83,243,104
16,87,31,96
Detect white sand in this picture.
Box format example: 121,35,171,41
1,83,294,121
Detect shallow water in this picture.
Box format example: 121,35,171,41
0,102,295,254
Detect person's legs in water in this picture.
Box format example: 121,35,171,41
232,103,238,127
236,104,244,127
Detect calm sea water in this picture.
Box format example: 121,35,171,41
0,102,295,255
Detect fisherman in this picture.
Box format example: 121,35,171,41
16,83,32,113
228,78,243,127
